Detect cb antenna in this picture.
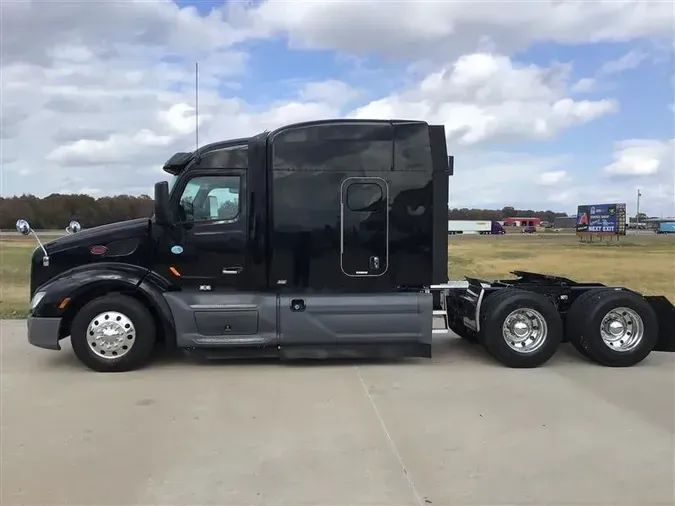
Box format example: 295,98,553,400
195,61,199,150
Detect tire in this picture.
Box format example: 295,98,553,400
566,289,658,367
565,288,613,360
478,289,563,368
70,293,157,372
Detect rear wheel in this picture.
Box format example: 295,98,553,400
70,294,157,372
565,288,611,360
566,289,658,367
478,289,563,368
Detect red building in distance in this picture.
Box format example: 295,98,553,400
503,217,541,227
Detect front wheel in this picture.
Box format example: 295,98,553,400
70,294,157,372
478,289,563,368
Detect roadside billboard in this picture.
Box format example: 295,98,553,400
576,203,627,235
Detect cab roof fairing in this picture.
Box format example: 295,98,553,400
161,137,250,176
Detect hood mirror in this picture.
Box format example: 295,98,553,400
66,220,81,235
16,218,50,266
16,219,31,236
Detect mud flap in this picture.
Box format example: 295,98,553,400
646,296,675,352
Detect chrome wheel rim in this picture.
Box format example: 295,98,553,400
86,311,135,360
502,308,548,353
600,307,644,352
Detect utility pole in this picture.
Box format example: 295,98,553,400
636,188,642,231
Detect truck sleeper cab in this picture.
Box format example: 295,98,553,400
19,119,675,372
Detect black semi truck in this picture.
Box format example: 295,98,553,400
17,119,674,372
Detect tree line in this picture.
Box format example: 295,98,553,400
0,194,155,230
448,207,568,224
0,194,570,230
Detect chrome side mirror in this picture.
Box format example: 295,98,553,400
66,220,81,234
16,219,31,236
16,218,50,266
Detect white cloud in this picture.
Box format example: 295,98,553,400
547,139,674,216
603,139,675,177
538,171,569,186
299,80,362,107
599,50,648,74
448,151,574,210
571,77,597,93
349,53,618,146
0,0,255,65
449,140,674,217
247,0,674,60
2,38,620,197
572,50,652,94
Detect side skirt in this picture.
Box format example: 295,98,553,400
163,291,433,360
163,292,278,349
277,292,433,360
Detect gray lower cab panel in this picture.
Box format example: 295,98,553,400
164,291,433,358
163,292,277,348
278,292,433,359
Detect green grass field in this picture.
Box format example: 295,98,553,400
1,233,673,317
448,233,675,303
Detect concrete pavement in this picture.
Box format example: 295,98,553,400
2,319,674,505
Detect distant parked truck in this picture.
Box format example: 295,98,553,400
657,222,675,234
448,220,505,235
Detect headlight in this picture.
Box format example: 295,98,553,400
30,291,46,310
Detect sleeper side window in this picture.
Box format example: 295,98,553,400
178,175,240,222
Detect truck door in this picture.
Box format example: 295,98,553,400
340,176,388,276
162,168,247,290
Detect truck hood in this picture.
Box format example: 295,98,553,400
44,218,150,254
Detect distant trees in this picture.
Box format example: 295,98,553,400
0,193,154,230
448,206,568,223
0,193,570,230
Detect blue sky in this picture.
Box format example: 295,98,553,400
2,0,673,216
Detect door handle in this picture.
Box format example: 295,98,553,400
222,267,242,275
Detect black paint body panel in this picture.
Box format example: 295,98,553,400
267,120,442,292
30,218,152,297
29,119,446,303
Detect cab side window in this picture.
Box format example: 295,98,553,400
178,175,240,222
